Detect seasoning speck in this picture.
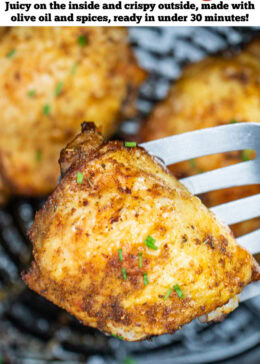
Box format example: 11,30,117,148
35,150,42,162
174,284,184,299
112,333,124,340
122,268,127,280
138,253,143,268
123,357,136,364
144,273,148,285
7,49,16,58
78,34,88,47
70,62,78,75
144,235,158,250
189,159,197,169
77,172,83,184
241,149,254,162
43,104,50,116
164,288,173,301
55,81,64,97
27,90,36,98
125,141,136,148
118,248,123,262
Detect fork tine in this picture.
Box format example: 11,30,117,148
236,229,260,255
240,282,260,302
180,161,260,195
142,123,260,303
141,123,260,166
210,194,260,226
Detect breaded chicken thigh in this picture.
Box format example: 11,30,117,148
0,27,145,203
23,123,259,341
140,39,260,237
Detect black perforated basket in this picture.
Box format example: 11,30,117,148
0,27,260,364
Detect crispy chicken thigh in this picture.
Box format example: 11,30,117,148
23,123,260,341
140,39,260,237
0,27,145,203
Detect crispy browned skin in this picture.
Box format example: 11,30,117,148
140,39,260,237
0,27,145,202
23,123,259,341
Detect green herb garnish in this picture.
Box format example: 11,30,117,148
122,268,127,280
125,141,136,148
78,34,88,47
144,273,148,285
27,90,36,98
112,333,124,340
138,253,143,268
174,284,184,299
144,235,158,250
164,287,173,301
70,62,78,75
189,158,203,173
118,248,123,262
7,49,16,58
55,81,63,96
123,357,136,364
189,159,197,169
42,104,50,116
77,172,83,184
35,150,42,162
241,149,254,161
230,119,238,124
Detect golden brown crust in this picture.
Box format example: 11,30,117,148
23,123,259,341
0,27,146,202
59,122,105,176
140,39,260,236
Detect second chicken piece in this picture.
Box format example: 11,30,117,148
140,39,260,236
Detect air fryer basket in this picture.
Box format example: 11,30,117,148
0,27,260,364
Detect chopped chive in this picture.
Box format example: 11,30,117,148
55,81,63,96
190,159,201,172
138,253,143,268
122,268,127,280
87,177,93,188
78,34,88,47
164,287,173,301
174,284,184,299
6,49,16,58
27,90,36,98
144,273,148,285
77,172,83,184
241,149,254,162
42,104,50,116
144,235,158,250
35,150,42,162
70,62,78,75
112,333,124,340
118,248,123,262
123,357,136,364
189,158,203,173
125,141,136,148
189,159,197,169
230,119,238,124
203,239,209,245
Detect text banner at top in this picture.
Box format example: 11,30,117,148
0,0,259,26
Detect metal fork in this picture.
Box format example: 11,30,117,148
141,122,260,303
